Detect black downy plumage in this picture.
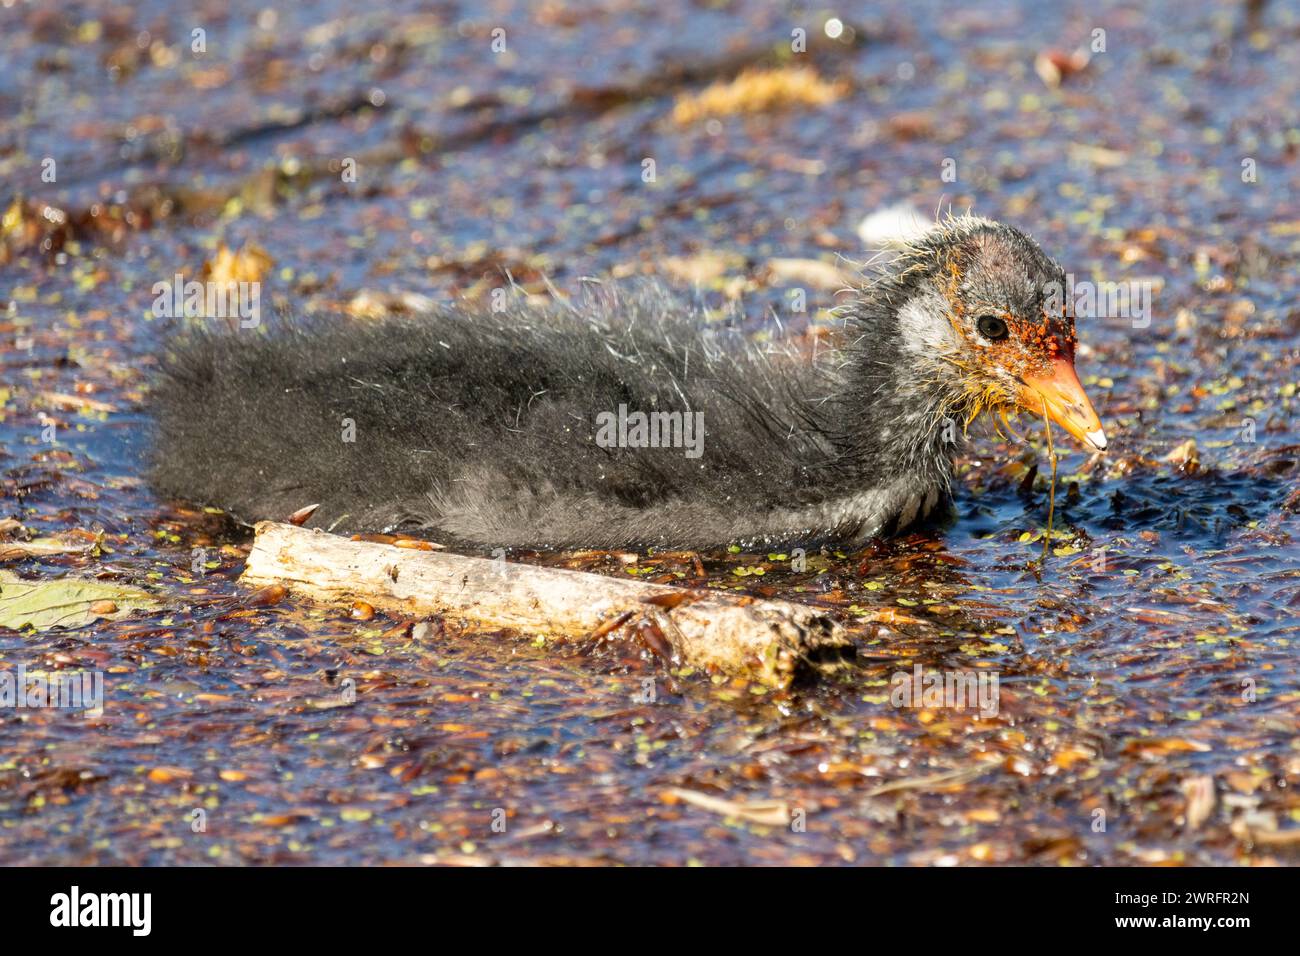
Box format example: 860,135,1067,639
151,216,1085,551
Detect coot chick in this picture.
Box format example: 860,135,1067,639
151,215,1106,551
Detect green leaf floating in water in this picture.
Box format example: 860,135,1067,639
0,571,160,631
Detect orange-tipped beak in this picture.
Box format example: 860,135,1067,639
1017,359,1108,452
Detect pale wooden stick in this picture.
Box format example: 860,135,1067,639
240,522,852,689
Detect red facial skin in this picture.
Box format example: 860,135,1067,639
1000,312,1105,451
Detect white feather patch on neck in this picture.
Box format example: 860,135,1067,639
896,288,962,357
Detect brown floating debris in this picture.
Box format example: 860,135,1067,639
1230,811,1300,847
0,534,92,561
287,503,320,526
392,537,443,551
240,522,852,689
203,240,273,285
761,257,850,291
640,589,698,610
1163,438,1200,472
245,583,288,607
40,391,118,413
1121,737,1211,758
860,762,1000,798
1034,48,1091,88
635,615,676,664
349,532,446,550
587,609,635,641
1181,775,1217,830
660,787,792,826
146,766,193,784
670,66,848,124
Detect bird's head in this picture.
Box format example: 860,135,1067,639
859,215,1107,453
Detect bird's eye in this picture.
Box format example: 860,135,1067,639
976,315,1009,341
